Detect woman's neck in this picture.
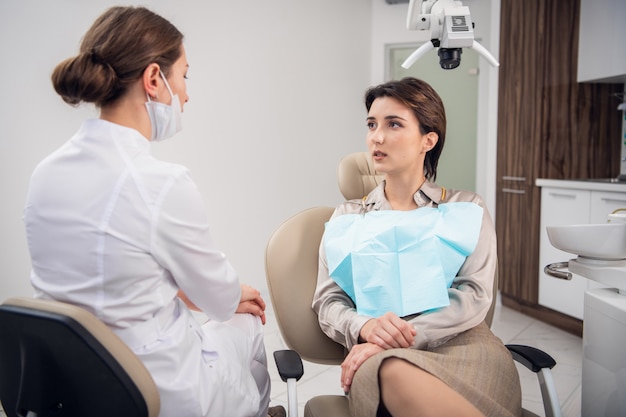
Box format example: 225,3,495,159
384,174,426,211
99,84,152,141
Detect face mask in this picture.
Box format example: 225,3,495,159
145,70,182,142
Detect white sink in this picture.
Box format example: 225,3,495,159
546,223,626,260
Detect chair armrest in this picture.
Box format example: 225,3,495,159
273,350,305,417
506,344,562,417
506,344,556,372
273,349,304,382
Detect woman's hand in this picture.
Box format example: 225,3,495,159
236,284,267,325
359,311,416,349
341,342,384,393
341,313,417,393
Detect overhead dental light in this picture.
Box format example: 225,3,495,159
401,0,499,70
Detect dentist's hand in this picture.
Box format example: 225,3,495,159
236,284,267,325
177,290,201,311
359,312,416,349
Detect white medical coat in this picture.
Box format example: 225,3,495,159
24,119,261,416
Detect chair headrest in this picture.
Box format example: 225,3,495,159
337,152,384,200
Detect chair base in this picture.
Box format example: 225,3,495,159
304,395,349,417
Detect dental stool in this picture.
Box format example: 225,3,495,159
0,297,159,417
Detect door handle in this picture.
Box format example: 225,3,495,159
502,188,525,195
548,192,577,199
502,176,527,182
602,198,626,204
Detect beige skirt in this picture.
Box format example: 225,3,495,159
348,322,522,417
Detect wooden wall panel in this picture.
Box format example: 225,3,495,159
496,0,622,316
538,0,621,179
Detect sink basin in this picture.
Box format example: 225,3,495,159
546,223,626,260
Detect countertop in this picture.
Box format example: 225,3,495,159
536,178,626,192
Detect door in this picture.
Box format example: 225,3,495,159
388,45,479,192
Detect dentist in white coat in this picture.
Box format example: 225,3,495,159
23,6,284,417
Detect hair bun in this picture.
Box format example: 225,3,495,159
51,6,183,108
88,49,103,65
52,51,119,106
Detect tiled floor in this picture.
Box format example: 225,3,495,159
0,293,582,417
264,292,583,417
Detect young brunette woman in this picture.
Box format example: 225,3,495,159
313,77,521,417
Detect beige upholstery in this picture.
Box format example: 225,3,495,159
306,396,537,417
337,152,384,200
0,297,160,417
305,395,350,417
265,206,346,364
266,152,542,417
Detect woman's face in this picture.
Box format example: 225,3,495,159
162,46,189,111
366,96,437,178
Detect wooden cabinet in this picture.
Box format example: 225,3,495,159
496,0,622,334
496,182,541,303
577,0,626,83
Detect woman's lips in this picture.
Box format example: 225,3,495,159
372,150,387,160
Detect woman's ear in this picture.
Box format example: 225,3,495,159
422,132,439,153
142,63,161,99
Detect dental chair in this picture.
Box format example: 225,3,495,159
265,151,562,417
0,297,160,417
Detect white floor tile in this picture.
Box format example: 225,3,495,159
561,384,582,417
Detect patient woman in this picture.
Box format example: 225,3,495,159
312,77,521,417
23,6,285,417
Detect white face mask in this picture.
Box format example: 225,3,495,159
145,70,182,142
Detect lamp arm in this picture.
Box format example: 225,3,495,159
470,40,500,67
401,41,435,69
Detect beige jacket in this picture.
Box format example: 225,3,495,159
312,180,497,350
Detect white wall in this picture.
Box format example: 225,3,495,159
370,0,500,217
0,0,501,301
0,0,372,299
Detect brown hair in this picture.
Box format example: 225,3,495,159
51,6,184,107
364,77,446,181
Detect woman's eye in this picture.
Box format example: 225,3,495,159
390,121,401,128
366,122,376,129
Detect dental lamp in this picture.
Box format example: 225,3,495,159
401,0,499,70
